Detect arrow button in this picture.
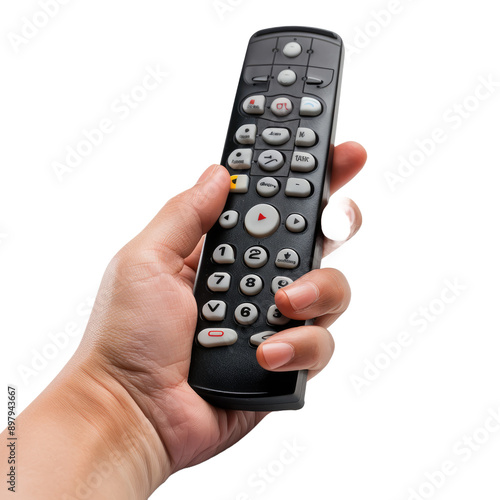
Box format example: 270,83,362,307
244,204,280,238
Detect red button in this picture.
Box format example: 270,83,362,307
258,213,266,221
208,330,224,337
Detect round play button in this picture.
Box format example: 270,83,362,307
244,204,280,238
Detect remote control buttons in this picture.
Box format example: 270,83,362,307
202,301,227,321
244,204,280,238
256,177,279,198
219,210,238,229
291,151,316,172
283,41,302,58
227,149,252,170
267,305,290,326
213,244,235,264
271,97,293,117
244,246,268,268
300,97,322,116
250,331,276,346
286,214,306,233
295,128,317,147
207,272,231,292
271,276,293,294
258,150,284,171
262,128,290,146
275,249,299,269
235,303,259,325
198,328,237,348
243,95,265,115
235,124,257,145
240,274,263,296
285,178,312,198
277,69,297,86
230,175,249,193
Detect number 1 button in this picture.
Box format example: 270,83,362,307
213,244,235,264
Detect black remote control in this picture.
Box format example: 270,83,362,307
188,26,344,411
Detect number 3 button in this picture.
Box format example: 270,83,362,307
235,303,259,325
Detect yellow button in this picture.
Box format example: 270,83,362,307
230,175,249,193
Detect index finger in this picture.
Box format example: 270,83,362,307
329,141,367,194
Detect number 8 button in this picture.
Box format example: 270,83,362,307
235,303,258,325
240,274,263,296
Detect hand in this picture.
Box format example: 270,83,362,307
11,142,366,499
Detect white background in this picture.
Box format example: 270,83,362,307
1,1,500,499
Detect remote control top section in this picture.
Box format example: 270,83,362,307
188,27,344,411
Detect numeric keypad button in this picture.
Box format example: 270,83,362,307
250,331,276,346
271,276,293,294
202,301,227,321
235,124,257,145
244,246,268,268
295,128,317,147
207,272,231,292
213,244,235,264
258,150,284,171
267,305,290,326
235,303,259,325
271,97,293,117
219,210,238,229
240,274,263,296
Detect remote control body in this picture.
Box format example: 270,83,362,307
188,26,344,411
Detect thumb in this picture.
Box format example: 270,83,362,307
139,164,230,266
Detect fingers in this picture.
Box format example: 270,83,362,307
329,141,367,194
256,326,334,379
274,268,351,328
139,165,230,264
322,197,363,257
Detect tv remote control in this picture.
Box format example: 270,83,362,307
188,26,344,411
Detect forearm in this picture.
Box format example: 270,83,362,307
2,354,170,499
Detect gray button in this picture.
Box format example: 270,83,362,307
277,69,297,86
230,175,249,193
295,128,317,147
283,42,302,58
198,328,237,348
219,210,239,229
252,75,269,83
258,150,284,171
271,97,293,117
235,124,257,145
240,274,263,296
256,177,280,198
285,178,311,198
262,128,290,146
244,204,280,238
235,303,259,325
250,331,276,346
202,301,227,321
300,97,322,116
286,214,306,233
271,276,293,294
243,95,266,115
227,149,252,170
207,272,231,292
244,246,268,268
275,249,299,269
213,244,235,264
267,305,290,326
291,151,316,172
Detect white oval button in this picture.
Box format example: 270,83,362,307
262,128,290,146
277,69,297,86
198,328,238,348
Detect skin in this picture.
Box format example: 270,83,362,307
1,141,366,500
